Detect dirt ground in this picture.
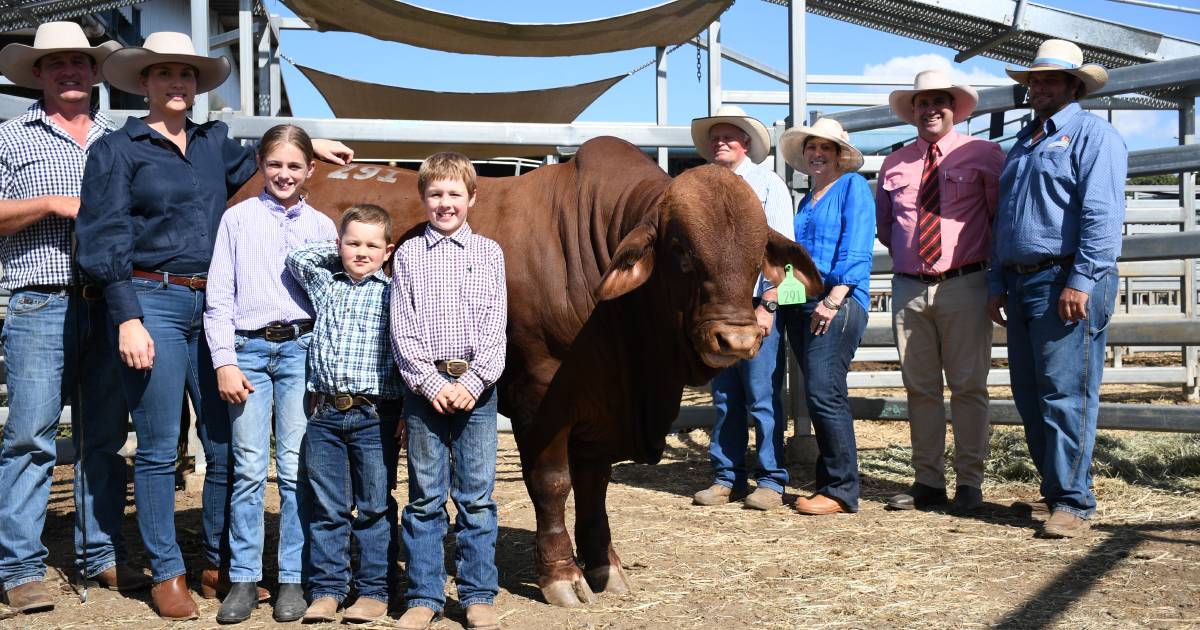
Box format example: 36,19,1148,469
2,414,1198,630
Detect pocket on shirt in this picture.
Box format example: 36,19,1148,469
881,172,911,199
463,268,494,318
1036,150,1073,184
942,168,980,204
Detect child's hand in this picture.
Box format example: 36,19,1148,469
216,365,255,404
394,419,407,450
431,384,456,414
449,383,477,412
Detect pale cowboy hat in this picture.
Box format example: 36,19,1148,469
0,21,120,89
1005,39,1108,97
888,69,979,126
778,117,865,175
691,105,772,164
103,31,231,96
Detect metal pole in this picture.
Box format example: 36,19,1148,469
1180,98,1198,401
656,46,669,172
707,21,721,115
256,15,271,115
238,0,253,116
190,0,211,121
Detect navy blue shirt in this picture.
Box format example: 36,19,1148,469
77,117,257,324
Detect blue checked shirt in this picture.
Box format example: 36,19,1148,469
287,241,404,398
988,102,1127,296
0,101,114,290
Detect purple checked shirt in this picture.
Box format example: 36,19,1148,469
204,191,338,368
390,222,507,400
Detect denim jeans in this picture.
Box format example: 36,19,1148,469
117,278,231,582
304,401,399,603
1005,266,1117,518
402,387,498,612
782,299,867,511
0,289,128,589
709,311,787,492
227,334,311,584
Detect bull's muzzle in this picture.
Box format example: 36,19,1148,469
699,323,762,368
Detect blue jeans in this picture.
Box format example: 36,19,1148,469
304,401,400,603
117,278,231,582
402,387,498,612
1005,266,1117,518
227,334,310,583
709,311,787,492
782,299,867,511
0,289,127,589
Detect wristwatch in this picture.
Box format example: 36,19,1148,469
760,299,779,313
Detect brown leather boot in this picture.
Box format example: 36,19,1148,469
89,564,152,592
4,581,55,613
198,563,269,602
151,576,199,621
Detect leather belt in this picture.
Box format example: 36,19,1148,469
132,269,208,290
1007,254,1074,275
316,393,401,413
896,261,987,284
436,359,470,377
18,284,71,294
243,320,314,342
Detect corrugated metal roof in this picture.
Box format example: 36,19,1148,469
0,0,148,34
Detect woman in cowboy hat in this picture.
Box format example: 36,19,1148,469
74,31,352,622
776,118,874,517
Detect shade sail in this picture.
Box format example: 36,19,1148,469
297,64,626,159
283,0,733,56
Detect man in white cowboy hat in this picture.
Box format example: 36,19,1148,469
0,21,149,614
875,69,1004,516
988,39,1126,538
689,105,795,511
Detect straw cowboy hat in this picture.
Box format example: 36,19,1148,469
103,31,231,95
691,105,773,164
888,69,979,126
778,118,864,175
1005,39,1108,97
0,21,120,89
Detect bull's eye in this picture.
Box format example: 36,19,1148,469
670,238,693,273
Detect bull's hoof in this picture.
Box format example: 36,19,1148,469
540,576,596,608
584,563,633,595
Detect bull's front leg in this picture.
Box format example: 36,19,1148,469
523,427,596,607
570,450,633,595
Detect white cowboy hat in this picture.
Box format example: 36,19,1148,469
1005,39,1108,97
888,69,979,126
102,31,231,95
778,117,864,175
690,105,772,164
0,21,120,89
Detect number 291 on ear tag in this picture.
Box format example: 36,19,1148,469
777,264,806,306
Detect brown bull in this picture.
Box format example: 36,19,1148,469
231,136,822,607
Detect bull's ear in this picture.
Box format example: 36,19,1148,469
595,222,657,301
763,230,823,296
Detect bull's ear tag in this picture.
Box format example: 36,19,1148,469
777,264,806,305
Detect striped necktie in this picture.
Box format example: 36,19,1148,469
916,142,942,267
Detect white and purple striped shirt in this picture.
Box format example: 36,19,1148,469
204,191,337,368
390,223,507,400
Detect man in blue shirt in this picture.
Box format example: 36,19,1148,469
987,39,1127,539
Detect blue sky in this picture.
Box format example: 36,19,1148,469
267,0,1200,151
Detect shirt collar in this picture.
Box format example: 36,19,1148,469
915,128,960,155
1020,102,1082,140
258,190,309,219
423,221,473,248
732,157,755,177
122,115,200,141
333,264,390,285
23,100,110,130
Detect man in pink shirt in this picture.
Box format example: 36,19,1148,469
875,69,1004,514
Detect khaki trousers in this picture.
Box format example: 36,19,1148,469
892,271,992,489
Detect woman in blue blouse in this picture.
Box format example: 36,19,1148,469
75,32,351,620
777,118,874,516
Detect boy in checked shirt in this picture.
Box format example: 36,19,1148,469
285,204,404,624
390,152,507,630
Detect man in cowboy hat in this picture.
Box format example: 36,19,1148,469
0,21,149,613
988,39,1126,538
875,69,1004,515
689,105,795,511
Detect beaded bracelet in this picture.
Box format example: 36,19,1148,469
822,296,843,310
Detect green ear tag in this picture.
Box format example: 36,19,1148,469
777,264,807,306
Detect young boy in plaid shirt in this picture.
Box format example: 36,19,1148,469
391,152,507,630
286,204,403,624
